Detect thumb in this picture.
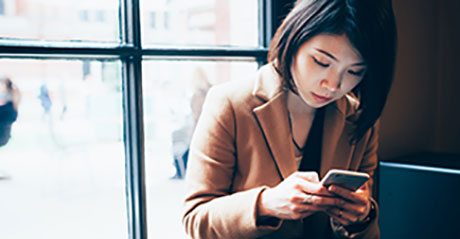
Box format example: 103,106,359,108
296,171,320,183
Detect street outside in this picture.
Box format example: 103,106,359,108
0,91,187,239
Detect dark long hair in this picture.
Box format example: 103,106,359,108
268,0,397,142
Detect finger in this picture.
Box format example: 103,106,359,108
336,202,368,217
328,213,351,227
279,204,322,220
298,205,329,217
289,206,328,220
294,177,334,197
297,204,329,213
356,184,371,197
358,182,369,191
295,171,320,183
291,197,330,213
327,208,358,226
328,185,368,205
302,194,348,208
293,192,332,205
355,188,371,198
307,182,334,196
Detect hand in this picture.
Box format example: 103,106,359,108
258,171,351,220
325,183,371,226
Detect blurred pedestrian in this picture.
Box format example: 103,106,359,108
38,82,52,120
171,67,212,179
0,77,21,179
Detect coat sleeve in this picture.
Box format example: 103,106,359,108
182,86,280,239
332,120,381,239
359,120,380,192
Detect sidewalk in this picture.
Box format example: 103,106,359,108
0,134,187,239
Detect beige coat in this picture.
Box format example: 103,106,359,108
183,64,380,239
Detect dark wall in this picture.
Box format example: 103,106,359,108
379,0,439,157
380,0,460,158
435,0,460,153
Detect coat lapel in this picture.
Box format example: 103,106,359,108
253,92,297,179
251,64,297,179
319,101,357,177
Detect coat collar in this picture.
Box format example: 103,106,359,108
252,64,360,179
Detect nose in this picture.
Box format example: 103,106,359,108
320,72,341,92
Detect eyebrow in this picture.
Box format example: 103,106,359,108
315,48,366,66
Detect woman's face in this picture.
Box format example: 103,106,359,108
290,33,366,108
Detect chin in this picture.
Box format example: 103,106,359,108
304,100,324,109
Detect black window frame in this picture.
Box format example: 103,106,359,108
0,0,295,238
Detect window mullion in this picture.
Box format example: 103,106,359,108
121,0,146,239
259,0,272,50
122,55,146,239
121,0,141,47
258,0,272,66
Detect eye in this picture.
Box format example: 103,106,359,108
348,69,365,77
312,57,329,67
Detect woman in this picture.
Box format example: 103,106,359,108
183,0,397,238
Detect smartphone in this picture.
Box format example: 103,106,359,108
321,169,370,191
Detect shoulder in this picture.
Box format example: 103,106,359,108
198,75,258,130
206,77,256,106
206,63,283,108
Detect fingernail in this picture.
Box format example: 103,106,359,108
328,186,334,191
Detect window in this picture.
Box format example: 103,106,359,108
143,60,258,237
80,10,89,22
0,1,119,42
150,12,156,29
0,0,276,238
163,12,169,29
96,10,106,22
141,0,260,47
0,0,4,15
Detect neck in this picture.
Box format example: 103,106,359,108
287,90,316,116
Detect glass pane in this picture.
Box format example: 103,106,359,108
0,0,120,43
0,59,127,239
141,0,259,47
143,60,258,238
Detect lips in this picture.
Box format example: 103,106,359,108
311,92,332,103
